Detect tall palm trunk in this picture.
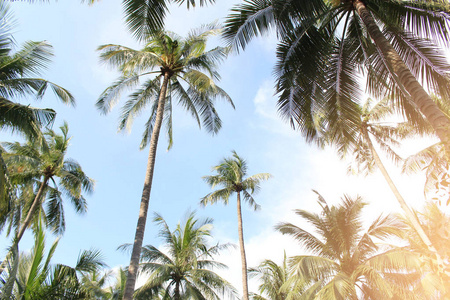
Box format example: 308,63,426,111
363,129,443,266
122,72,171,300
354,0,450,154
236,191,249,300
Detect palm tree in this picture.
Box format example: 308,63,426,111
1,122,94,247
0,1,75,226
122,0,215,40
96,26,233,299
403,143,449,205
79,269,112,299
132,212,237,300
399,202,450,298
201,151,271,300
223,0,450,154
106,267,127,300
276,192,422,299
314,97,443,272
249,252,311,300
0,1,74,139
0,219,106,299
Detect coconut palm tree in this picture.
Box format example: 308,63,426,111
1,122,94,246
96,26,233,299
403,143,449,205
0,1,74,139
122,0,216,40
0,1,75,226
276,192,422,299
223,0,450,154
249,252,313,300
131,212,237,300
201,151,271,300
314,97,443,271
399,202,450,298
0,220,106,300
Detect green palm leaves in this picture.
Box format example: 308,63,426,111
0,221,106,300
97,26,233,150
0,1,74,140
201,151,271,210
123,0,216,40
201,151,271,300
276,192,419,299
134,212,236,300
224,0,450,152
1,123,94,241
97,26,233,299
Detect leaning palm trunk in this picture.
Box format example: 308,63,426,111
122,72,171,300
16,175,50,244
363,129,444,268
354,0,450,154
236,192,249,300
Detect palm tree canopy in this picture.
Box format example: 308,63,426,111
133,211,237,300
1,122,94,235
201,151,272,210
0,220,107,300
96,25,234,150
0,1,74,139
318,97,420,176
122,0,216,40
249,252,310,300
276,191,422,299
224,0,450,143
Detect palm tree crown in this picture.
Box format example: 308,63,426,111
201,151,271,209
0,1,74,139
97,25,233,150
276,192,421,299
1,122,94,239
224,0,450,152
133,212,237,300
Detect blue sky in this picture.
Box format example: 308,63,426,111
1,0,441,294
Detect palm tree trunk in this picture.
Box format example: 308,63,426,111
363,130,443,266
354,0,450,154
174,281,181,300
122,72,171,300
236,191,249,300
16,175,49,244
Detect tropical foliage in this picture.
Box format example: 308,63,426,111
276,192,421,299
201,151,271,300
97,25,233,299
399,202,450,298
0,1,74,139
0,221,106,300
223,0,450,153
1,122,94,242
2,1,450,299
249,253,308,300
133,212,237,300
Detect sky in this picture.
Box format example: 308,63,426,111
0,0,445,295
